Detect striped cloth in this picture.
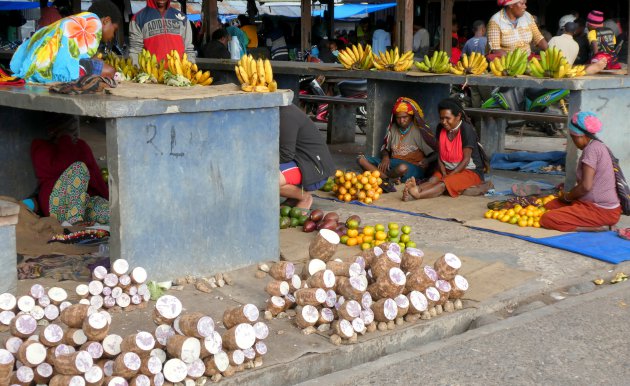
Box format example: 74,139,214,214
487,9,544,54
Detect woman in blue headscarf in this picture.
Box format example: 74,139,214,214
226,20,249,58
540,111,622,231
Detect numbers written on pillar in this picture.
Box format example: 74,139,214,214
145,124,186,157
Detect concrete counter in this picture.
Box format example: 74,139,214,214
0,85,293,280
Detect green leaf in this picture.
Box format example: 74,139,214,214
68,38,80,58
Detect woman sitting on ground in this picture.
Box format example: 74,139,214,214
31,114,109,225
403,98,484,200
358,97,437,183
10,0,121,83
540,112,621,231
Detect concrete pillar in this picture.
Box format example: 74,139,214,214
479,117,506,158
0,200,18,295
327,105,356,144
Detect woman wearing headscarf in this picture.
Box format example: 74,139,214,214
226,21,249,59
487,0,547,57
540,112,621,232
358,97,437,183
402,98,485,201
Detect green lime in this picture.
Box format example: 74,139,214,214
280,217,291,229
290,207,304,218
280,206,291,217
298,215,309,226
290,217,300,227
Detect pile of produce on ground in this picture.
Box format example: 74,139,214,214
263,229,467,345
279,206,310,230
331,170,384,204
483,194,558,228
337,217,418,251
234,55,277,93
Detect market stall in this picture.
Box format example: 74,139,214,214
0,83,292,280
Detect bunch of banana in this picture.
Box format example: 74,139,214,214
450,52,488,75
372,47,413,71
104,52,139,81
338,43,373,70
489,48,528,77
235,54,277,92
164,71,192,87
166,50,212,86
414,51,451,74
564,64,586,78
528,47,570,78
138,49,164,83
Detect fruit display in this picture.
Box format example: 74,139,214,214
103,52,139,81
372,47,414,72
413,51,451,74
450,52,488,75
331,170,383,204
235,55,278,92
528,47,584,78
338,216,418,252
338,43,374,70
279,206,309,229
164,49,213,86
489,48,528,77
483,194,557,228
319,177,334,192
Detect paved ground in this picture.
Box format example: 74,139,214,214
298,281,630,386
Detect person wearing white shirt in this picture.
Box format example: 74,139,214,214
413,24,430,59
548,21,579,65
371,20,391,56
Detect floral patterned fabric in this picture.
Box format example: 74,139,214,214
10,12,102,83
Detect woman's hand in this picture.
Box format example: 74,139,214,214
378,155,390,174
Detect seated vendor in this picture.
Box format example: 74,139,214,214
403,98,485,201
10,0,122,83
358,97,437,183
279,104,336,211
31,114,110,225
540,112,621,232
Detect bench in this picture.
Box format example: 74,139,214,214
464,107,567,156
298,94,366,144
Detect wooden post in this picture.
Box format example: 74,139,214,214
301,0,312,54
394,0,413,51
326,0,335,40
204,0,219,39
439,0,453,53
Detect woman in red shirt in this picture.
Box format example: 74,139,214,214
403,98,484,200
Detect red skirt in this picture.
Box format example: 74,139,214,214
540,199,622,232
433,169,482,197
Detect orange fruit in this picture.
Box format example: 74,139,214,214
363,235,373,243
346,238,358,247
344,172,353,181
533,221,540,228
360,177,369,185
338,187,347,195
347,229,359,238
527,218,534,227
366,189,375,198
376,187,383,194
368,176,377,185
339,176,345,183
500,215,511,223
373,193,380,201
344,181,352,189
518,219,528,227
349,188,357,195
375,230,387,241
332,185,339,192
343,193,352,202
376,178,383,185
358,191,367,200
356,183,364,190
363,171,371,177
363,226,375,236
492,211,501,219
364,183,372,191
360,242,371,251
364,197,373,204
356,235,364,244
335,170,343,177
371,171,380,178
337,194,344,201
484,210,493,219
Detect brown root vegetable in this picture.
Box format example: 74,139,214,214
448,275,469,299
223,304,259,330
121,332,155,355
407,290,428,314
326,261,353,277
331,319,354,339
268,261,295,281
128,374,151,386
435,279,452,305
335,276,367,301
401,247,424,272
221,324,256,351
76,284,90,299
55,350,94,375
253,322,269,340
90,295,104,310
405,265,439,293
199,331,222,358
264,280,290,297
351,317,366,334
226,350,244,366
203,352,229,376
149,348,166,364
308,229,340,262
0,310,15,326
301,258,327,278
83,313,110,341
34,362,53,384
48,287,68,305
17,295,35,313
394,294,410,317
289,275,302,292
5,336,23,354
11,313,37,338
88,281,104,297
294,288,327,306
186,358,205,379
113,351,141,378
40,323,64,347
131,267,148,284
84,365,104,386
104,376,128,386
361,308,375,325
92,266,108,280
17,340,47,367
153,295,183,325
324,289,337,308
434,253,461,281
306,269,336,289
101,335,123,358
0,348,14,380
425,287,441,307
139,355,162,376
284,293,296,310
337,300,361,320
166,335,200,364
111,259,129,276
176,313,215,339
48,344,75,363
265,296,286,316
49,374,86,386
61,304,91,329
44,304,60,321
318,308,335,325
254,341,267,357
81,342,104,360
371,298,398,322
0,293,16,312
103,274,119,288
370,253,401,279
154,325,175,349
163,358,188,382
295,305,319,329
12,365,34,384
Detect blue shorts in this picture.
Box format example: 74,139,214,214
364,156,425,181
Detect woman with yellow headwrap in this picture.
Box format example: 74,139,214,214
358,97,437,182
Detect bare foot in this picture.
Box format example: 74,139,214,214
402,186,417,201
405,177,416,190
295,193,313,213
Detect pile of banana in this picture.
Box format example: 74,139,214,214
489,48,528,77
450,52,488,75
103,52,138,81
372,47,414,71
414,51,451,74
529,47,585,78
137,49,164,83
165,50,213,86
235,55,278,92
338,44,373,70
563,64,587,78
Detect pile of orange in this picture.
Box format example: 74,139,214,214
332,170,384,204
341,222,416,251
483,195,557,228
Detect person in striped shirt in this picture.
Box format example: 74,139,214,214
487,0,547,56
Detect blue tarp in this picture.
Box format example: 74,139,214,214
0,1,42,11
491,151,566,175
313,3,396,19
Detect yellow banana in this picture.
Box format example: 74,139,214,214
268,80,278,92
238,65,250,84
241,84,254,92
200,77,213,86
249,60,257,83
254,85,270,92
264,59,273,83
257,58,266,85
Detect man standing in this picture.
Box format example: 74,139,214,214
129,0,197,64
462,20,487,56
573,18,590,64
548,22,579,65
201,28,231,59
279,104,335,211
412,23,430,59
371,20,391,56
